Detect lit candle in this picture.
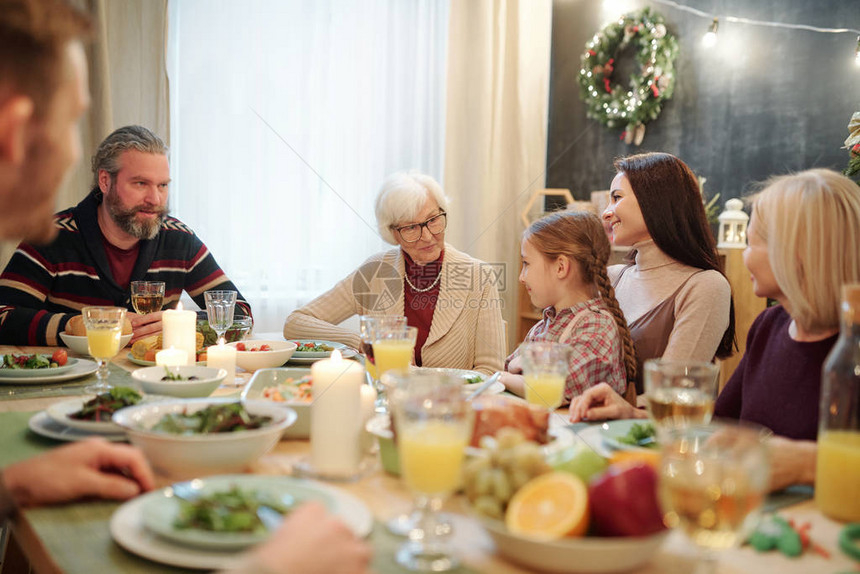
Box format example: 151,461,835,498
206,339,236,386
310,350,364,476
155,346,188,367
161,302,196,366
359,384,378,453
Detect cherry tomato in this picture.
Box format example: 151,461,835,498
236,342,246,351
51,349,68,366
260,344,271,352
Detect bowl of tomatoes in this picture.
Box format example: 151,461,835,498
227,340,297,372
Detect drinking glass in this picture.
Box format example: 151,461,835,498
644,359,719,433
130,281,165,315
204,290,237,342
358,315,407,411
391,371,473,571
518,342,571,411
373,324,418,413
659,420,770,574
82,306,127,394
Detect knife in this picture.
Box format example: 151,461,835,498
466,371,502,401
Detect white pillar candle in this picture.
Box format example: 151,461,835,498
162,303,197,366
359,384,378,453
310,350,365,476
155,346,188,367
206,340,236,386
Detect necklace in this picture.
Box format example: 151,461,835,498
404,268,442,293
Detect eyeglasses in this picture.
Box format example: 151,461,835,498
393,212,447,243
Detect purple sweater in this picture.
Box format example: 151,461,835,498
714,305,836,441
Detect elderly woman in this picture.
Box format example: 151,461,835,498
283,171,505,375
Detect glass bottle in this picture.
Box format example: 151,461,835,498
816,284,860,522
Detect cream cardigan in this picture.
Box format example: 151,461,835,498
283,244,505,375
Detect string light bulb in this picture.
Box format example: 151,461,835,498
855,35,860,67
702,18,719,48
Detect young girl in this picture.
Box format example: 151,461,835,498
501,211,636,407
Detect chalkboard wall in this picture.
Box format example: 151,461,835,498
546,0,860,203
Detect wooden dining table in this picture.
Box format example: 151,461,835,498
0,342,856,574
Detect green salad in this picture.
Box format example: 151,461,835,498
70,386,142,422
152,402,272,434
2,353,58,370
617,422,658,449
174,486,291,533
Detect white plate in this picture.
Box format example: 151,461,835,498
127,353,205,367
0,357,78,379
45,396,132,434
573,419,655,458
286,348,357,364
408,366,505,395
141,475,334,551
28,411,126,442
0,358,97,385
288,339,348,359
111,475,373,570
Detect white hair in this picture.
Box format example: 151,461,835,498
374,171,450,244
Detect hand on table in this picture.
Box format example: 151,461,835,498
1,438,155,508
766,435,817,492
128,311,163,343
568,382,646,422
231,502,372,574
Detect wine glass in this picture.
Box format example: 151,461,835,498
204,290,237,342
659,420,770,574
372,324,418,413
518,342,571,412
130,281,165,315
82,306,127,394
391,370,473,571
358,315,407,412
644,359,719,435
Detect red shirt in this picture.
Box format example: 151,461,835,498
403,250,443,366
101,235,140,290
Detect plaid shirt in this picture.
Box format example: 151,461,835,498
506,298,627,400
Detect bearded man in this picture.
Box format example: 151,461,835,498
0,125,250,344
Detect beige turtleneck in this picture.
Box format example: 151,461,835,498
608,239,731,364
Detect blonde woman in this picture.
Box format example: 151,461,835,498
571,168,860,491
284,171,505,375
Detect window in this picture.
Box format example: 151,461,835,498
167,0,449,332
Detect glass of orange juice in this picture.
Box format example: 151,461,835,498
519,342,571,411
391,371,473,571
359,315,407,412
82,306,127,394
373,324,417,413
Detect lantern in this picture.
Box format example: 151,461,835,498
717,198,749,248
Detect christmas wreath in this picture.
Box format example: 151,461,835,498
578,7,679,145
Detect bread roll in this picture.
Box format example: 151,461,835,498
65,315,86,336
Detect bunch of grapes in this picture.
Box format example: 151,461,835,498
463,428,551,519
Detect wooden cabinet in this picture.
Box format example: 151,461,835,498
514,247,767,385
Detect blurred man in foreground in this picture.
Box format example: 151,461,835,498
0,2,370,572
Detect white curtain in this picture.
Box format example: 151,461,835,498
167,0,449,332
444,0,553,351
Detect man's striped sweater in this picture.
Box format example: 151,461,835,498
0,190,250,346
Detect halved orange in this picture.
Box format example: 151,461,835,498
608,448,661,470
505,471,589,539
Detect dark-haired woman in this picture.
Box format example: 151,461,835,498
602,153,735,392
